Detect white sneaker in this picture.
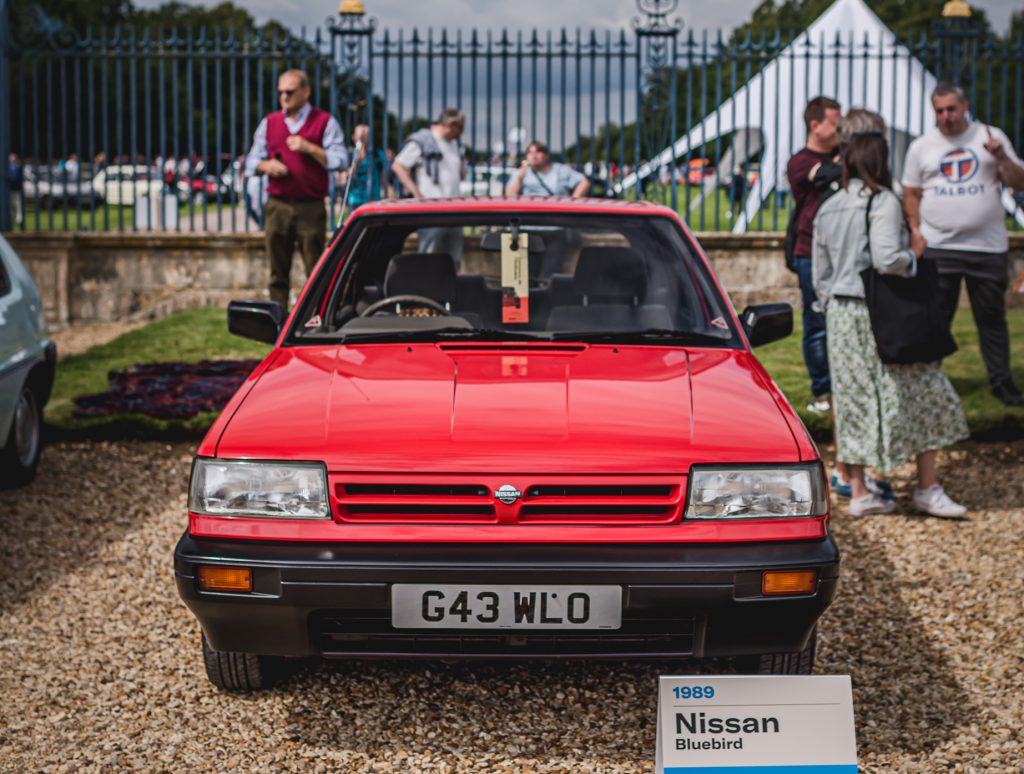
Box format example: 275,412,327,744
912,485,967,519
848,493,897,517
807,395,831,414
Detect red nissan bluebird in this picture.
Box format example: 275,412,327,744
175,197,838,690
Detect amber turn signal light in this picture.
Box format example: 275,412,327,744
198,566,252,592
762,570,817,595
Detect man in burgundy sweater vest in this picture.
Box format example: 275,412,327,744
244,69,346,310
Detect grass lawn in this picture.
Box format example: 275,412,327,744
18,194,1021,235
639,185,1022,234
46,305,1024,440
47,307,271,439
640,185,792,232
19,201,253,232
758,306,1024,439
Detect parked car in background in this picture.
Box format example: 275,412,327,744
92,164,166,207
0,235,56,488
685,158,715,186
175,197,838,691
22,164,101,208
177,172,237,205
460,165,519,196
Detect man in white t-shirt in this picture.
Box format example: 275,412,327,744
392,108,465,267
903,82,1024,406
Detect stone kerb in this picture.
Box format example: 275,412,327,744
5,231,1022,328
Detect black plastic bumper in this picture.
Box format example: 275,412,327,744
174,533,840,659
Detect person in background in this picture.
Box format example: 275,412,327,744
64,152,79,179
7,153,23,228
787,96,841,416
345,123,392,210
506,140,591,277
244,69,347,311
902,82,1024,407
162,155,178,195
788,97,890,502
505,140,590,199
812,110,969,518
727,164,747,219
391,108,466,267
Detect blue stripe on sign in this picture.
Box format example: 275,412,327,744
664,767,857,774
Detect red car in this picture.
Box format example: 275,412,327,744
175,197,838,690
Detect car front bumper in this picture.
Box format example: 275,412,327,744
174,533,839,659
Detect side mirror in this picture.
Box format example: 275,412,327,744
228,300,283,344
740,302,793,348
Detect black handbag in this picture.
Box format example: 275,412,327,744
783,205,800,273
859,193,957,365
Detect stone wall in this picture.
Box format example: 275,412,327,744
6,231,1023,328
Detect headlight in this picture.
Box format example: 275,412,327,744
189,458,330,519
685,464,827,520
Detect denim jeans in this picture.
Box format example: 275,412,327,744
794,256,830,397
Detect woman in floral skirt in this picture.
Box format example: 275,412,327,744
812,110,969,518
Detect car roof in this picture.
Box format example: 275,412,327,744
352,196,677,217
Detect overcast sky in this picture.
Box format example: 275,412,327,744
135,0,1020,36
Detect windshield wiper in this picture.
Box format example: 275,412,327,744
549,328,733,345
338,327,546,344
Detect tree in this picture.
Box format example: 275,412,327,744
730,0,995,43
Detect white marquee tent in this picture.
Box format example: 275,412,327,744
622,0,1024,232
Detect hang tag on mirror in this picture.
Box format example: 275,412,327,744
501,233,530,323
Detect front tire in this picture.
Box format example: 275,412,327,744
1,385,42,489
201,632,286,691
739,627,817,675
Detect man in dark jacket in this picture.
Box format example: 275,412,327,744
787,96,841,413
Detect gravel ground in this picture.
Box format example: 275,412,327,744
1,440,1022,772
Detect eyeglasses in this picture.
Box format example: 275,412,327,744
278,89,297,97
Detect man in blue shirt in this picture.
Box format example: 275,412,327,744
505,141,590,198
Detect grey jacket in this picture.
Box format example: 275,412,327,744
811,179,917,305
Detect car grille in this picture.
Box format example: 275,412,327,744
312,610,697,657
331,475,685,525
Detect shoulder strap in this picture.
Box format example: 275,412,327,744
864,190,879,255
529,166,557,196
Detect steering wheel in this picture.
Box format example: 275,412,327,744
359,294,452,317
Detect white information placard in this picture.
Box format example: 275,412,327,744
655,675,857,774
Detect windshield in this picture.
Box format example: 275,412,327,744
288,212,740,347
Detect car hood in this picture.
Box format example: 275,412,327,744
215,344,802,473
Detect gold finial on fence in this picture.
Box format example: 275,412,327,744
941,0,972,18
339,0,366,15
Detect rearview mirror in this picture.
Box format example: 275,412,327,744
228,300,283,344
740,303,792,348
480,231,547,253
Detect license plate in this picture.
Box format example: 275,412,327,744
391,584,622,630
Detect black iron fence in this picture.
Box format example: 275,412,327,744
1,0,1022,233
